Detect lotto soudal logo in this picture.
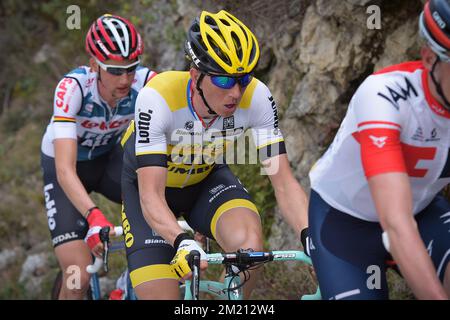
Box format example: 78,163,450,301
44,183,57,231
52,232,78,245
223,116,234,129
369,135,387,148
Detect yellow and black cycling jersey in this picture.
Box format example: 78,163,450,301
122,71,285,188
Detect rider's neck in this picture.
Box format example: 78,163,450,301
191,88,215,119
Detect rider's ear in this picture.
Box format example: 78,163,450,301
421,45,438,71
189,67,200,84
89,58,98,72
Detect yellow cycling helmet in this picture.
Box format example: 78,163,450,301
185,10,260,75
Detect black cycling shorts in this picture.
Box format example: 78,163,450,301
121,164,259,288
41,143,123,248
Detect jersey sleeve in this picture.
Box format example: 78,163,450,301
51,77,82,140
134,87,171,168
352,75,407,178
248,81,286,161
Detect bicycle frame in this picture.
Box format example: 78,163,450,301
86,226,136,300
184,250,321,300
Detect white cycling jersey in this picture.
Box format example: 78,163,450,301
41,65,155,160
121,71,285,188
310,61,450,221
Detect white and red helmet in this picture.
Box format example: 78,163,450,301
419,0,450,59
85,14,143,62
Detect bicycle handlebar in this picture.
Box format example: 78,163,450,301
87,220,196,274
185,249,317,300
86,226,123,274
205,250,312,266
187,250,201,300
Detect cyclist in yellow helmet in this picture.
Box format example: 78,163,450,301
120,10,309,299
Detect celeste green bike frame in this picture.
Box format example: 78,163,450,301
184,250,321,300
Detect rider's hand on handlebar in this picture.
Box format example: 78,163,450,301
170,234,207,281
300,227,311,257
84,208,114,258
300,227,316,278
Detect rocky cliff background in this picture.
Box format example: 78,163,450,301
0,0,423,299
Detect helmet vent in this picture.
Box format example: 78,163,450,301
207,34,231,66
205,15,218,26
220,18,231,26
230,31,243,60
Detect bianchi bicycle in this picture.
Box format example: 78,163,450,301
182,247,321,300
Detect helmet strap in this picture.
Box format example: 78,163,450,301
97,66,102,83
196,73,217,116
430,57,450,111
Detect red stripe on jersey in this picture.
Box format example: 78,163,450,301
373,61,424,75
357,128,406,178
401,143,436,178
355,128,437,178
358,121,401,129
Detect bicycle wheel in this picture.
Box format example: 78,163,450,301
50,270,94,300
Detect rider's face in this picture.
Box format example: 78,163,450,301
434,59,450,102
422,46,450,106
192,69,248,118
90,58,137,100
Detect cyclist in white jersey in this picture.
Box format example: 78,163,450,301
309,0,450,299
120,10,309,299
41,14,156,299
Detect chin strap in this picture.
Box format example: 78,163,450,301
429,57,450,111
195,73,217,115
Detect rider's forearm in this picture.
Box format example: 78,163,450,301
266,154,308,235
384,218,448,299
56,166,96,216
139,193,184,246
370,173,447,299
274,178,308,235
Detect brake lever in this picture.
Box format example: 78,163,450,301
99,226,110,273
